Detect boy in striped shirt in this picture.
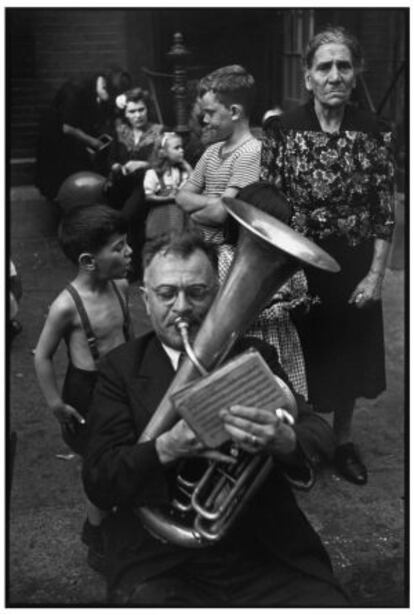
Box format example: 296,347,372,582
177,66,309,401
177,64,261,278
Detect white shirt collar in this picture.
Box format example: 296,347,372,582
161,343,182,371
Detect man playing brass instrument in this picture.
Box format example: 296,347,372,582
83,232,349,606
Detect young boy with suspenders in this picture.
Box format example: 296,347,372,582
34,204,133,573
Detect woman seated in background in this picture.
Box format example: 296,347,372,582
144,131,193,240
35,68,131,201
105,87,164,280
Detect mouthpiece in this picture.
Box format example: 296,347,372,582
174,317,208,377
174,317,189,334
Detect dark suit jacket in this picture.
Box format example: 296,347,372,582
83,331,339,592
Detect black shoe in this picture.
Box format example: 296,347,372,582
81,518,101,546
87,545,107,575
334,443,368,485
81,519,107,575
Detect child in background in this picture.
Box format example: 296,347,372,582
144,131,192,239
34,205,133,573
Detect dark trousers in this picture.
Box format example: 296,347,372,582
108,548,350,607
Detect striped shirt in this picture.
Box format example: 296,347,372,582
187,137,262,244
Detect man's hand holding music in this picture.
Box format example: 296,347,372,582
219,405,297,457
155,418,235,465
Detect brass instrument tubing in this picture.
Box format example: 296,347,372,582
175,318,208,376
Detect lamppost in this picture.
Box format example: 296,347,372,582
167,32,191,134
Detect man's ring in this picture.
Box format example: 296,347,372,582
249,434,258,447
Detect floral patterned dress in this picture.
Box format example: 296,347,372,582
260,102,395,411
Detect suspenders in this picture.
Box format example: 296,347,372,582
66,282,130,363
109,280,131,342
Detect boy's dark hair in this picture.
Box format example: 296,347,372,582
197,65,256,117
142,231,218,273
58,205,128,264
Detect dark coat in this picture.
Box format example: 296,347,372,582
35,77,115,199
83,331,339,591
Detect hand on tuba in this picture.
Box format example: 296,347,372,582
155,418,236,466
219,405,297,457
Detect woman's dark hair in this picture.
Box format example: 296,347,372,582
142,231,219,274
303,26,364,72
124,87,152,108
121,87,157,123
105,66,132,98
58,205,128,264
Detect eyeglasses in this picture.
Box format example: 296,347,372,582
145,284,213,305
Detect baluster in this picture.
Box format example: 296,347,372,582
167,32,191,134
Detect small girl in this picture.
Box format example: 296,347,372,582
144,132,193,239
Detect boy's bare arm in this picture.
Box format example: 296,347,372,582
34,295,85,425
191,186,239,226
177,183,234,226
176,181,210,214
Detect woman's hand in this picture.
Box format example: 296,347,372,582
87,137,103,150
219,405,297,458
349,270,384,308
62,123,101,150
123,160,149,175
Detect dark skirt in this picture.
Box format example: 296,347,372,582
61,362,98,455
293,236,386,411
106,171,148,282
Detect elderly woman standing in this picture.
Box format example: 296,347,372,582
260,27,395,485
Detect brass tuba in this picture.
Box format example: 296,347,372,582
136,197,339,547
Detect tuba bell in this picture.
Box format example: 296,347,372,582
136,197,339,548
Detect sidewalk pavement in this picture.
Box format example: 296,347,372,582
8,187,407,606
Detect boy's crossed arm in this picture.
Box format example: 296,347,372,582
176,183,238,227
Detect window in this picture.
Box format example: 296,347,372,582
282,9,314,110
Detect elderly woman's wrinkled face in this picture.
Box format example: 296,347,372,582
125,100,149,130
305,43,356,109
